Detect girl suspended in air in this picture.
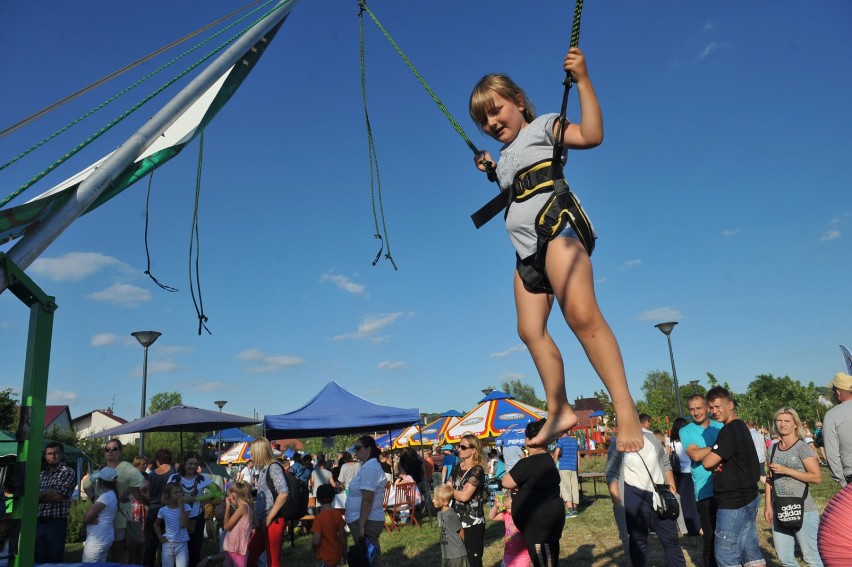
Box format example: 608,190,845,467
469,47,642,451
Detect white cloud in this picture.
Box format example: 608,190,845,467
129,359,181,378
91,333,119,347
704,20,716,32
87,283,151,307
820,230,841,242
320,270,368,297
332,312,406,341
0,322,12,330
619,259,642,271
829,213,851,225
47,389,78,404
29,252,126,282
695,41,729,61
499,372,525,382
377,360,406,370
188,380,229,393
157,345,195,356
489,344,528,359
637,307,684,322
238,348,304,373
722,228,741,237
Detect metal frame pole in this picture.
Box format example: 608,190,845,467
0,0,300,294
1,253,57,567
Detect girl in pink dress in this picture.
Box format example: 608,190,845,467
488,492,531,567
222,481,254,567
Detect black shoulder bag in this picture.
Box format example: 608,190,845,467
638,453,680,520
769,442,807,531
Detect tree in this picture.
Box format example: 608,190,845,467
636,370,679,423
0,388,19,431
736,374,825,430
501,379,545,409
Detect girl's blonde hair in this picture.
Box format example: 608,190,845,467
229,480,251,502
249,437,276,466
469,74,536,131
773,407,805,439
461,434,486,468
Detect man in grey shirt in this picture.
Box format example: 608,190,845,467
824,372,852,487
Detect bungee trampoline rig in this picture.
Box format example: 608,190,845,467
0,1,587,564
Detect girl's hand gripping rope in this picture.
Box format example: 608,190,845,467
475,150,497,182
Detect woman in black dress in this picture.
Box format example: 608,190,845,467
502,419,565,567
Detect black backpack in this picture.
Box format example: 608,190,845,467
266,461,309,520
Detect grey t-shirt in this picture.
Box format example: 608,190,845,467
437,508,467,560
768,439,817,512
496,113,569,259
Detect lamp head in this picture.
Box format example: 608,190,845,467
214,400,228,410
654,322,678,336
131,331,161,348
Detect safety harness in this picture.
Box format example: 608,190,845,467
477,154,596,294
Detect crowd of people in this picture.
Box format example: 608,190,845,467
14,369,852,566
601,374,852,567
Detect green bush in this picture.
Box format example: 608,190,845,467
66,499,91,543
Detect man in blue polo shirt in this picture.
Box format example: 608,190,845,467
554,433,580,517
681,394,723,567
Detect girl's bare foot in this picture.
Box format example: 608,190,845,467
614,406,643,452
528,407,578,447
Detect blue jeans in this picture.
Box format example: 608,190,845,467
714,496,765,567
772,510,824,567
35,517,68,563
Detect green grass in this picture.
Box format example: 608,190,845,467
62,469,840,566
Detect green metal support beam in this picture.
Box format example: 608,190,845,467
1,252,57,567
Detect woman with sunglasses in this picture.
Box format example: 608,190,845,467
449,434,487,567
345,436,388,565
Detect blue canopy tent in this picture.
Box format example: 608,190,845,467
263,381,419,438
203,428,254,444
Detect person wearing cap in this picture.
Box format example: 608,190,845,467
823,372,852,487
36,441,76,563
441,444,457,483
82,466,119,562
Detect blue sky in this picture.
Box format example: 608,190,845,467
1,1,850,428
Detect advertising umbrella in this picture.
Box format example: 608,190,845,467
495,425,530,447
408,412,462,447
88,405,260,454
374,429,407,451
443,391,547,443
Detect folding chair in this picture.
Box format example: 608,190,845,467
388,482,420,530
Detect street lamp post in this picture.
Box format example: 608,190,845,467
654,322,684,418
215,400,228,464
131,331,161,456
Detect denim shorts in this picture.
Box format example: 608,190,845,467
555,224,579,240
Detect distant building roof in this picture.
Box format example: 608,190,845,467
72,408,128,425
573,397,604,412
44,405,73,430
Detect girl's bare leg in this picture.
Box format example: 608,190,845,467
545,238,643,452
513,271,578,446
